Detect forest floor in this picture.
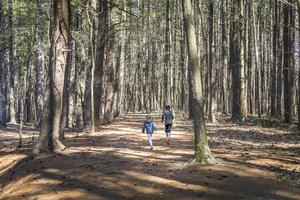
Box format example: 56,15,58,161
0,114,300,200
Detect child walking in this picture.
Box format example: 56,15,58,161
142,115,157,150
161,105,174,144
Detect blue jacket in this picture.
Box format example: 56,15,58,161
142,120,157,134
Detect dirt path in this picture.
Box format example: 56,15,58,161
0,115,299,200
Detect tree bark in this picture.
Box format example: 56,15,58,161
230,0,242,121
7,0,16,124
207,0,217,122
59,39,74,138
283,1,293,123
271,0,278,117
0,0,6,126
180,21,187,112
104,6,114,122
94,0,108,123
116,8,126,117
240,0,247,119
33,0,70,154
220,0,228,115
253,5,261,118
164,0,171,106
35,0,45,128
114,0,126,117
88,0,97,133
182,0,216,164
19,44,33,147
298,0,300,127
247,1,253,115
276,1,282,117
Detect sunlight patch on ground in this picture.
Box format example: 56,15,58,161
1,174,41,197
0,154,26,175
45,168,64,174
124,170,223,194
273,190,300,199
107,127,139,132
212,137,299,150
1,116,300,199
35,190,103,200
116,179,161,194
113,150,186,161
209,164,271,178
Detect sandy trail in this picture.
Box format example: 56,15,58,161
0,114,299,200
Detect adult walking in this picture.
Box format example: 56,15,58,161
161,105,174,144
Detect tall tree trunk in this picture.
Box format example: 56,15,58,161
35,0,45,127
253,5,261,117
116,7,126,117
164,0,170,106
83,71,91,128
271,0,278,117
94,0,108,123
88,0,97,133
74,44,84,132
290,6,295,119
104,6,114,122
276,1,282,117
298,0,300,127
180,23,187,112
19,70,27,148
33,0,70,154
172,1,178,110
59,39,73,138
207,0,217,122
230,0,242,121
19,41,33,147
283,1,293,123
240,0,247,119
182,0,216,164
247,1,253,115
220,0,228,114
83,4,92,130
0,0,6,126
7,0,16,124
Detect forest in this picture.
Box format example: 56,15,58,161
0,0,300,199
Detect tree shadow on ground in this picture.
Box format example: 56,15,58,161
0,117,300,199
209,128,299,144
208,125,300,188
1,149,299,200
